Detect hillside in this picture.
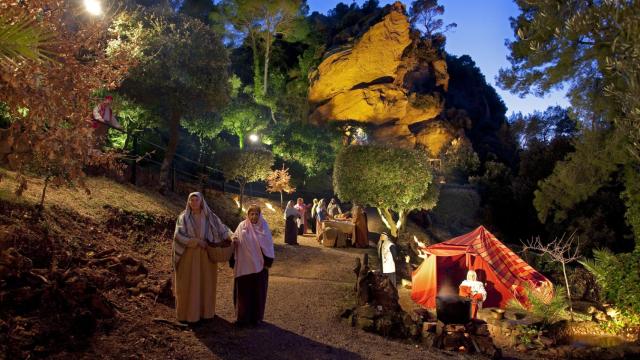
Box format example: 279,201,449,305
0,173,470,360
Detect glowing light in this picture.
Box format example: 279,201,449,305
234,199,240,208
242,207,247,213
249,134,259,143
265,202,276,212
84,0,103,15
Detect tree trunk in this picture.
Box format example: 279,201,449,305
159,110,181,194
249,33,263,98
38,176,50,212
239,181,246,211
280,191,283,208
397,210,407,237
377,208,398,237
263,31,271,96
562,262,574,321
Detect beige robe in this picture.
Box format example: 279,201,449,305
174,214,217,322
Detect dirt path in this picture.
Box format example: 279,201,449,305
68,230,478,360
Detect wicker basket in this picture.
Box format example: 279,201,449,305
206,243,233,263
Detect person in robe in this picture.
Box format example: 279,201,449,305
327,198,343,218
294,198,308,235
231,204,275,326
315,199,328,243
283,200,300,245
459,270,487,319
172,192,233,323
377,233,398,287
90,95,122,147
310,198,319,233
352,203,368,248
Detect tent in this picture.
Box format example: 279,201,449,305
411,226,552,309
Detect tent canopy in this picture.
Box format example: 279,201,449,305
411,226,552,309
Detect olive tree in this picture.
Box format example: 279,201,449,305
217,148,274,207
333,145,439,237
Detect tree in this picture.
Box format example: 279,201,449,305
266,164,295,207
333,145,439,237
0,1,137,206
522,233,581,320
408,0,456,39
217,148,274,207
219,0,307,119
269,121,342,176
220,99,270,149
118,9,229,193
499,0,640,242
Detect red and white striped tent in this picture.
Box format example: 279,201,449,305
411,226,553,309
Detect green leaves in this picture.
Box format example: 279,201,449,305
0,13,55,66
217,148,274,185
333,144,437,213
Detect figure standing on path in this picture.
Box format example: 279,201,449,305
310,198,319,233
315,199,328,242
294,198,309,234
377,233,398,287
173,192,233,323
352,203,369,248
327,198,342,218
231,204,275,326
283,200,300,245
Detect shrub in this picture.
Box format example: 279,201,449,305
507,283,568,326
580,249,640,312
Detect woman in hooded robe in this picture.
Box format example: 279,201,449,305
294,198,308,234
352,203,369,248
283,200,300,245
231,204,275,326
173,192,233,323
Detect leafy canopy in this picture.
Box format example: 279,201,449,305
333,145,437,212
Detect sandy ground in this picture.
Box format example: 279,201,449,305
69,231,480,360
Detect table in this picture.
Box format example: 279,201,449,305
321,220,356,247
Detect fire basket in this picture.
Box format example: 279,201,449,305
436,295,471,324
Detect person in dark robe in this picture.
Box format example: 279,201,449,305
283,200,299,245
352,203,369,248
231,204,275,326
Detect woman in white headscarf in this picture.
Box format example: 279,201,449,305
231,204,275,326
173,192,233,323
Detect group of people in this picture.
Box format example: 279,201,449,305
282,197,368,248
173,192,274,326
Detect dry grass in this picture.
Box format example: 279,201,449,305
0,169,183,220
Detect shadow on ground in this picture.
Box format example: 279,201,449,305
193,317,362,360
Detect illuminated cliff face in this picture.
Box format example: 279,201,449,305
308,1,454,156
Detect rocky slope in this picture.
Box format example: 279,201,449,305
308,1,456,156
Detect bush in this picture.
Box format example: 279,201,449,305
507,283,568,326
580,249,640,312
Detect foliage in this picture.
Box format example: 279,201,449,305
580,248,640,313
217,148,274,206
499,0,640,244
0,11,54,65
266,165,295,206
333,144,438,236
220,99,270,148
438,137,480,182
118,8,229,192
0,1,138,205
218,0,308,110
445,54,512,164
508,284,568,326
533,129,627,224
598,308,640,334
269,121,342,176
408,0,456,41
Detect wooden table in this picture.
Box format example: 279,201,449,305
321,219,356,245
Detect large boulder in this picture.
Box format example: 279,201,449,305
308,2,453,153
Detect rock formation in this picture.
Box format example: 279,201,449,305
308,2,456,156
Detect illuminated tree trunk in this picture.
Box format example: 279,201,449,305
377,208,407,238
160,110,181,193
